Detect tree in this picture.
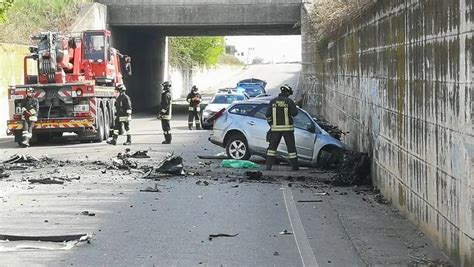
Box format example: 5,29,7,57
0,0,14,22
169,36,225,68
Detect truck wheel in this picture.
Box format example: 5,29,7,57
103,107,111,140
94,109,104,142
225,133,251,160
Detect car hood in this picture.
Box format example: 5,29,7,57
204,104,229,112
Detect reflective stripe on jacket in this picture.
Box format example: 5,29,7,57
115,93,132,117
265,93,298,132
186,92,201,107
160,91,172,120
21,97,39,121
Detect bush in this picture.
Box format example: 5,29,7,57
308,0,376,41
169,36,225,68
0,0,87,44
218,54,244,66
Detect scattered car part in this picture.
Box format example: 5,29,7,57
80,211,96,216
28,178,64,185
279,229,292,235
208,233,239,241
0,233,92,242
140,184,161,193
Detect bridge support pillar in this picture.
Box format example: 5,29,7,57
111,28,166,112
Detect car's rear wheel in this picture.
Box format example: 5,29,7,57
225,134,251,160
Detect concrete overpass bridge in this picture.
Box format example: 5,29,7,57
93,0,302,110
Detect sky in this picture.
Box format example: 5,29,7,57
225,35,301,64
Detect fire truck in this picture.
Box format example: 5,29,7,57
6,30,131,145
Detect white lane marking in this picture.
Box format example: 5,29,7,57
282,184,319,267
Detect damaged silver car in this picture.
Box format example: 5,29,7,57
208,97,349,167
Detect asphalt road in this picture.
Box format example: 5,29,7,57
0,113,451,267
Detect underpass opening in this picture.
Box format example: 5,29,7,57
111,27,302,113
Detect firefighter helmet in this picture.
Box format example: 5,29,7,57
26,87,35,97
116,84,126,91
280,84,293,95
162,81,171,89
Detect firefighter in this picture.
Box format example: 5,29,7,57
186,85,202,130
19,87,39,148
265,84,299,171
159,81,172,144
107,84,132,145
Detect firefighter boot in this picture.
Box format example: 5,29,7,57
123,135,131,145
162,134,171,144
290,159,300,171
266,156,274,171
20,137,30,148
107,135,117,145
19,134,30,147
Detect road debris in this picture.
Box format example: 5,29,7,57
80,211,96,216
195,180,209,186
130,150,150,158
324,151,371,187
297,200,323,203
142,153,185,179
0,169,10,179
273,251,280,256
315,192,329,196
28,178,64,185
0,233,92,242
208,233,239,241
112,154,138,170
222,160,259,169
408,255,452,266
245,171,263,180
197,152,228,160
314,118,349,141
2,154,39,164
0,233,93,252
279,229,292,235
374,194,388,204
140,184,161,193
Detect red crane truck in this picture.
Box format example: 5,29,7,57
6,30,131,145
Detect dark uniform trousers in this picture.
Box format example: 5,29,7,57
160,90,172,143
111,93,132,144
265,94,299,169
266,131,298,167
113,118,130,138
161,119,171,136
20,98,39,146
188,106,201,129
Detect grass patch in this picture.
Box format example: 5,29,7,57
0,0,88,44
218,54,244,66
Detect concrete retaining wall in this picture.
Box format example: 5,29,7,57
69,3,107,31
0,43,29,137
301,0,473,265
168,65,244,99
